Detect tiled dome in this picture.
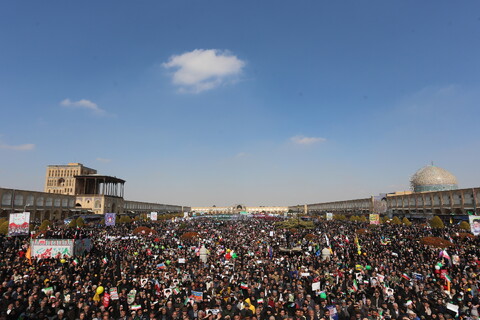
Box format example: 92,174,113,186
410,165,458,192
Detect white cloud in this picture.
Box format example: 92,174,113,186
290,135,327,145
234,152,249,158
0,142,35,151
163,49,245,93
96,158,111,163
60,98,106,115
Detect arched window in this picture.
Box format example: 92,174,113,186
45,198,53,207
36,197,44,207
1,193,12,206
26,195,34,207
14,194,24,206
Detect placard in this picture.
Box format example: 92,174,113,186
469,216,480,236
369,214,380,225
8,212,30,236
151,212,158,221
31,239,74,258
105,213,116,226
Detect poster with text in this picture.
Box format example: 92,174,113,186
369,214,380,225
31,239,74,258
326,212,333,220
105,213,116,226
8,212,30,236
151,212,158,221
469,215,480,236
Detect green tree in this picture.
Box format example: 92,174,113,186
119,215,132,224
430,216,445,229
358,215,367,223
402,217,412,226
459,221,470,231
0,221,8,235
76,217,85,228
38,220,51,231
391,216,402,225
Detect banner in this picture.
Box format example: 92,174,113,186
469,216,480,236
8,212,30,236
369,214,380,225
31,239,74,258
151,212,158,221
192,291,203,301
110,288,119,300
105,213,116,226
74,239,93,256
326,212,333,221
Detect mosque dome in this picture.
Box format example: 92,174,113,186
410,165,458,192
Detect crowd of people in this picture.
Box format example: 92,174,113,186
0,215,479,320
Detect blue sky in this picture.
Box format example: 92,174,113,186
1,1,479,206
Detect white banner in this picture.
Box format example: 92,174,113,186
8,212,30,236
31,239,74,258
151,212,158,221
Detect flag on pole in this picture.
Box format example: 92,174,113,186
401,273,411,281
444,274,452,283
102,257,108,264
444,274,452,292
352,279,358,292
439,250,451,260
240,282,249,290
72,258,79,266
25,246,32,264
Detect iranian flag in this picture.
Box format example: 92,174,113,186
352,279,358,292
72,258,79,266
444,274,452,283
439,250,451,261
131,305,142,310
102,257,108,264
173,287,180,294
257,298,264,304
240,283,249,289
401,273,411,281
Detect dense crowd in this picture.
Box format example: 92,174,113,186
0,216,479,320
